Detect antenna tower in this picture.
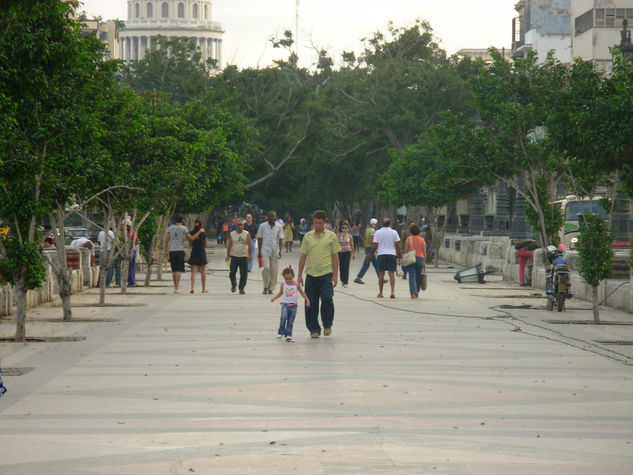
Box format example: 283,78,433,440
295,0,300,59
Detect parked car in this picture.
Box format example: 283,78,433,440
64,227,89,240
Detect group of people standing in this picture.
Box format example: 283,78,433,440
165,211,427,341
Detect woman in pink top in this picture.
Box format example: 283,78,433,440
403,224,426,299
337,221,356,287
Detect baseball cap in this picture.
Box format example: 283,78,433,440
370,218,377,225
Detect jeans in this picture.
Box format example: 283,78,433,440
304,273,334,334
405,257,425,295
277,303,297,337
357,246,379,279
229,256,248,290
248,239,257,272
339,250,352,285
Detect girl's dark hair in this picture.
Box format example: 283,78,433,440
410,225,421,235
282,266,294,276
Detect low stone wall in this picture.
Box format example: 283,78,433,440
439,234,633,313
0,247,96,317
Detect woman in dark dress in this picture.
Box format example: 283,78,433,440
188,219,208,293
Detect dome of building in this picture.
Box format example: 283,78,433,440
119,0,223,66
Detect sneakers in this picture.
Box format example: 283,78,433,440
310,333,320,338
231,284,236,293
239,289,245,294
324,328,332,336
276,334,283,340
263,288,268,294
354,277,364,284
286,337,295,342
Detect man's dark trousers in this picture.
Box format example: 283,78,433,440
305,273,334,334
229,256,248,290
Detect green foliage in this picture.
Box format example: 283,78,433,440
120,36,214,103
576,215,615,287
0,239,47,290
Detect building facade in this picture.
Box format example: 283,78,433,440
572,0,633,70
119,0,223,66
512,0,572,63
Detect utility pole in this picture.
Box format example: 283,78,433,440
295,0,300,60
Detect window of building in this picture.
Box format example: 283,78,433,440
161,2,168,17
575,9,593,36
193,3,198,19
135,2,140,18
147,2,153,18
178,2,185,18
606,9,616,28
595,8,605,27
204,4,208,19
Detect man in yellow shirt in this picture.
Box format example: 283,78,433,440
297,210,341,338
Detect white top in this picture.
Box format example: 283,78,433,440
373,227,400,256
70,238,95,256
257,222,284,256
98,230,116,251
167,224,189,252
281,282,299,306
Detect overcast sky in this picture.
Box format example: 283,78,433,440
79,0,517,68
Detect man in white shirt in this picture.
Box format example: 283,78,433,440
366,218,401,298
257,210,284,294
70,237,95,267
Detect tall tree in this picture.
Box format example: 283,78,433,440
0,0,119,340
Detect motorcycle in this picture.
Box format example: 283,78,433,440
545,245,572,312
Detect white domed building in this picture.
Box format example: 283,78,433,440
119,0,223,66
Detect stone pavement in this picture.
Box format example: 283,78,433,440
1,244,633,474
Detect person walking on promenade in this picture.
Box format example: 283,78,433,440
399,220,416,281
354,218,379,284
297,210,341,338
188,219,208,293
244,214,259,272
298,218,308,244
352,222,361,253
165,215,204,293
257,211,284,294
283,215,295,252
271,266,310,342
226,218,251,294
402,224,426,298
337,221,356,287
366,218,401,298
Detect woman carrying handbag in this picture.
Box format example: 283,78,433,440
402,224,426,299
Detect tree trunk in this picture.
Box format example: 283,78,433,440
14,276,27,342
98,266,107,306
592,284,600,323
58,268,73,321
156,214,170,281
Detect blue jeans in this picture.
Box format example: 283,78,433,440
305,273,334,334
357,246,378,279
405,257,425,295
277,303,297,337
248,239,256,271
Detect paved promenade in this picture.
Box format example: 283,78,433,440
1,244,633,474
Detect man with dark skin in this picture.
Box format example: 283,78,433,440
366,218,402,298
257,211,284,294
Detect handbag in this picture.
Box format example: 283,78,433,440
402,237,417,267
421,272,428,291
402,250,416,267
